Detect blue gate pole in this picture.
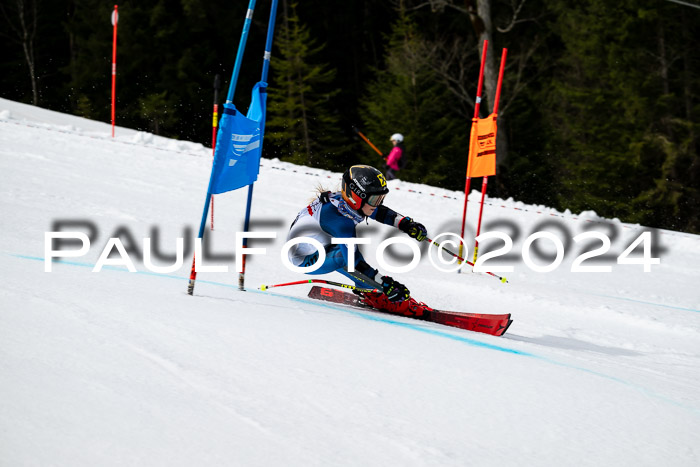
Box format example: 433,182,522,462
188,0,258,296
226,0,258,104
259,0,279,83
238,0,279,291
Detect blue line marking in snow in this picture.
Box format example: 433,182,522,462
259,289,535,356
14,253,243,289
243,289,700,415
12,254,533,355
9,252,700,415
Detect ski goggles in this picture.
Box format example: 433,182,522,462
366,193,386,207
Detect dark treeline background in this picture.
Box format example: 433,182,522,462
2,0,698,233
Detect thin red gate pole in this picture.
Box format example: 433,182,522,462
493,48,507,115
459,40,488,264
210,75,221,231
473,48,507,263
111,5,118,138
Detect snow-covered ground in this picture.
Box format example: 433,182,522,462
1,97,699,466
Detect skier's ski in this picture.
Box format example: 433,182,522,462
307,286,512,337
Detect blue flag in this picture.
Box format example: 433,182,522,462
210,82,267,194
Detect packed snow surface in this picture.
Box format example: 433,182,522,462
1,97,699,466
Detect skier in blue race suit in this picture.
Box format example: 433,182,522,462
286,165,430,316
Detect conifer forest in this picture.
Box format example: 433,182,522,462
2,0,698,233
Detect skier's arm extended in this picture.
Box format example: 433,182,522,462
371,205,427,241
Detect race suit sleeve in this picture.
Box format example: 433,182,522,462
370,205,409,229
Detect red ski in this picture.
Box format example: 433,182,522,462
307,286,512,337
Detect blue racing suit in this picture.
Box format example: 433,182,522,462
286,192,408,288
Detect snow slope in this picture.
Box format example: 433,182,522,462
1,97,699,466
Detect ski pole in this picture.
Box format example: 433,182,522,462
352,126,384,157
424,237,508,283
260,279,379,294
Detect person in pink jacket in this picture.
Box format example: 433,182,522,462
384,133,404,180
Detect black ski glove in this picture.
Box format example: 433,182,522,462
381,276,410,302
398,217,427,242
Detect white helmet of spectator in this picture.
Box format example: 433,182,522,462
390,133,404,143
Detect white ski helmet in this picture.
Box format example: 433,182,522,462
390,133,404,143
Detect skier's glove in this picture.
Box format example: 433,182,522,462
381,276,410,302
398,217,427,242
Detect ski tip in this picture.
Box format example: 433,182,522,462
501,277,508,283
260,285,268,291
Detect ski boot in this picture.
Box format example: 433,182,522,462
357,291,433,318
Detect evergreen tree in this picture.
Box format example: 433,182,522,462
544,0,699,232
135,90,179,135
265,2,343,169
360,7,467,188
61,0,114,121
1,0,697,232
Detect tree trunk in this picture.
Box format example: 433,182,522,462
657,22,672,138
681,14,696,157
476,0,495,117
22,38,38,105
6,0,39,105
476,0,509,166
